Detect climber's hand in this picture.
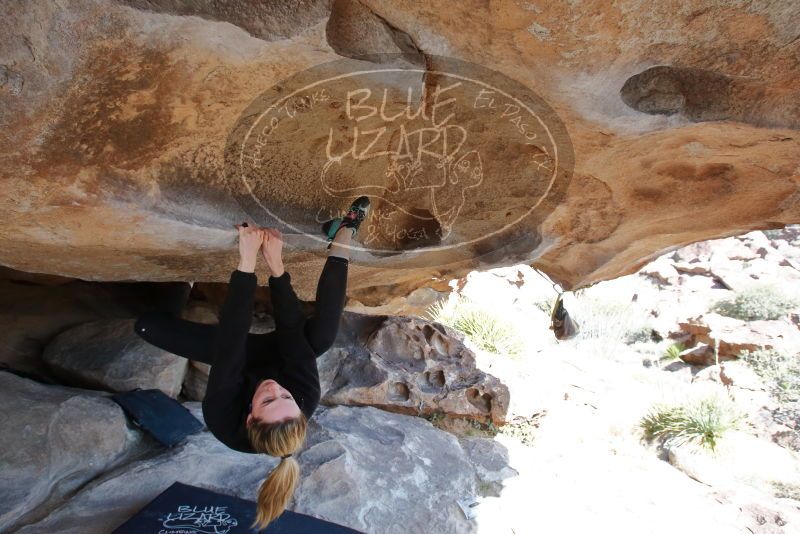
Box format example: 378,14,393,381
235,223,264,273
261,228,284,277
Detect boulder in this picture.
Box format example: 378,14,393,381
677,313,800,360
294,406,509,533
639,256,680,287
0,373,145,532
17,404,513,534
673,261,713,276
459,437,519,494
43,319,188,397
669,431,800,493
320,314,510,424
667,443,735,489
1,1,799,304
0,274,191,374
182,361,211,401
679,342,720,366
718,361,766,391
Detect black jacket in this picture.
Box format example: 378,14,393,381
201,269,320,454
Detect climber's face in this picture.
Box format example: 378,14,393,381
247,379,301,425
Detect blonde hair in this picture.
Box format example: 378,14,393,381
247,414,308,530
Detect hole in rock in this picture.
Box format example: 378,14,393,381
422,324,436,343
466,387,492,414
426,370,445,388
388,381,411,402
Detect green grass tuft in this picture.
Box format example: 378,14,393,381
660,342,685,363
640,395,742,451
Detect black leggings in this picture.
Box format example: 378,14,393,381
134,256,348,365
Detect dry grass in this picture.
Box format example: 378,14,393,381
427,295,524,357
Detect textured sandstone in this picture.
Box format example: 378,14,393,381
320,314,510,423
0,0,798,303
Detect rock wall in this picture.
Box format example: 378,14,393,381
1,0,798,303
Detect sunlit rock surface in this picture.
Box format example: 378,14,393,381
1,0,798,303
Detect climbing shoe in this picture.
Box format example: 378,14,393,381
322,196,370,247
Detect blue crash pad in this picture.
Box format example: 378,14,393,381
111,389,203,447
113,481,364,534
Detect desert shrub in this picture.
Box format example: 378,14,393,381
771,481,800,500
532,299,552,314
427,296,524,356
640,395,742,451
625,324,659,344
570,297,652,346
710,284,799,321
740,348,800,403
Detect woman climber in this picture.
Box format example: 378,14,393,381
133,196,370,530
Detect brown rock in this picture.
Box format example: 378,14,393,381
678,313,800,360
639,257,680,286
320,315,510,424
0,1,799,304
679,342,719,366
673,261,712,276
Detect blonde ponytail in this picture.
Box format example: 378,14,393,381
247,414,308,530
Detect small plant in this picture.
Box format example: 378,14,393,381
771,481,800,500
427,296,524,356
425,412,445,425
625,324,658,344
532,299,552,314
740,348,800,403
710,284,799,321
660,342,685,363
570,297,652,346
496,413,544,446
640,395,742,451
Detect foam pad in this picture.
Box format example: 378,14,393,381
111,389,203,447
113,482,364,533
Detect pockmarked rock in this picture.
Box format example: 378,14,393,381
0,373,145,532
43,319,188,397
319,314,510,423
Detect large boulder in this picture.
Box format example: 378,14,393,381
0,373,145,532
678,313,800,360
320,314,510,423
0,1,798,303
43,319,188,397
17,404,514,534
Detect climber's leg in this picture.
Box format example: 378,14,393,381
131,280,220,363
134,312,217,365
304,197,369,355
303,250,349,356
